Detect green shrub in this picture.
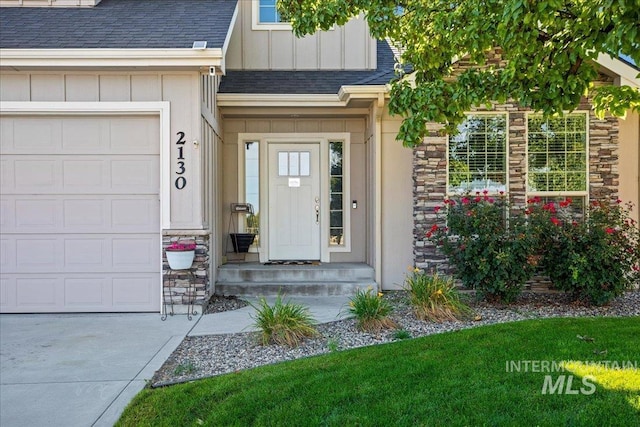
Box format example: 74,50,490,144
528,198,640,305
348,287,397,332
428,193,537,303
404,269,472,321
250,294,317,347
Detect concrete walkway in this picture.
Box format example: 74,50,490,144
0,296,350,426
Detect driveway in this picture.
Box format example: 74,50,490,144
0,313,195,426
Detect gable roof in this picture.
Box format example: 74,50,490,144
0,0,236,49
219,40,397,95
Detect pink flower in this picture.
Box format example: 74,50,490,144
482,189,489,195
461,197,470,205
488,197,495,203
475,196,481,202
499,190,505,196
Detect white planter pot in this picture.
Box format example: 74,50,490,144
166,250,195,270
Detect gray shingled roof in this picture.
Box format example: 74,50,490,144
0,0,236,49
219,40,398,95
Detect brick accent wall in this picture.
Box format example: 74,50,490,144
162,232,209,306
413,103,620,278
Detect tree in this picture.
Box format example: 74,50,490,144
278,0,640,147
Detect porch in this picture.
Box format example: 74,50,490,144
214,262,376,297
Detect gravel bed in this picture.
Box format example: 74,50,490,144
150,290,640,387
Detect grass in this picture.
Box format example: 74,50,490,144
404,269,472,322
117,317,639,426
348,287,398,332
250,294,317,347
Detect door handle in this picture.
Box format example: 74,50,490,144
315,204,320,224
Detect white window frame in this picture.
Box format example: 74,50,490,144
525,111,590,205
252,0,292,30
238,133,351,263
446,112,510,197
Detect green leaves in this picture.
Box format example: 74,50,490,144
279,0,640,147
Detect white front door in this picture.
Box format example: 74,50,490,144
268,143,321,260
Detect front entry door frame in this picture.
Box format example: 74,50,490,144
237,133,351,264
268,143,321,260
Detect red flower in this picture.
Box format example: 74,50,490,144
434,206,441,213
482,189,489,195
461,197,470,205
524,208,532,215
430,224,439,232
633,265,640,272
572,220,578,226
475,196,481,202
616,199,623,204
488,197,495,203
466,211,473,216
550,217,562,226
605,227,615,234
426,231,433,238
499,190,505,196
476,191,481,195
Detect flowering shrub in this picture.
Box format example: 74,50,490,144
427,192,640,306
166,241,197,252
527,198,640,305
428,191,538,303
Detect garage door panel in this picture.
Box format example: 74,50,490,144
0,274,160,312
5,234,160,273
15,199,59,228
1,195,159,233
0,114,160,313
111,158,159,192
110,117,160,153
17,238,61,270
4,155,158,194
15,159,59,191
16,277,61,308
0,116,158,155
63,159,107,189
64,278,109,307
12,117,62,151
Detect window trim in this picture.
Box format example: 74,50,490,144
525,111,590,205
252,0,293,31
446,112,510,197
237,133,351,263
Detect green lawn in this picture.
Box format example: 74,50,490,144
118,317,640,426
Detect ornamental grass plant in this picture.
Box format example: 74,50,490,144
404,268,472,322
348,287,397,332
250,294,317,347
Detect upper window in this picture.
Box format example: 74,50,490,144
527,113,587,194
259,0,285,23
448,114,507,195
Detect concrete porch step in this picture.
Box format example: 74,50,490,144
215,262,376,296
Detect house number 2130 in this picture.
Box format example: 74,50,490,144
175,131,187,190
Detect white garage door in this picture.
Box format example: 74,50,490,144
0,114,161,313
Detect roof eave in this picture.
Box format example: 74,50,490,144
217,93,346,108
0,48,224,70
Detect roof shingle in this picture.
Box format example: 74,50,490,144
0,0,237,49
219,40,398,95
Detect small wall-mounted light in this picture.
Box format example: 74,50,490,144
192,41,207,50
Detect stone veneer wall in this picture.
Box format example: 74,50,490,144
162,231,209,306
413,101,620,287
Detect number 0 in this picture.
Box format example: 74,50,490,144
175,176,187,190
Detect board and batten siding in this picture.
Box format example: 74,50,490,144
225,0,376,70
0,71,204,229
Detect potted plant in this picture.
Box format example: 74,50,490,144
165,240,196,270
